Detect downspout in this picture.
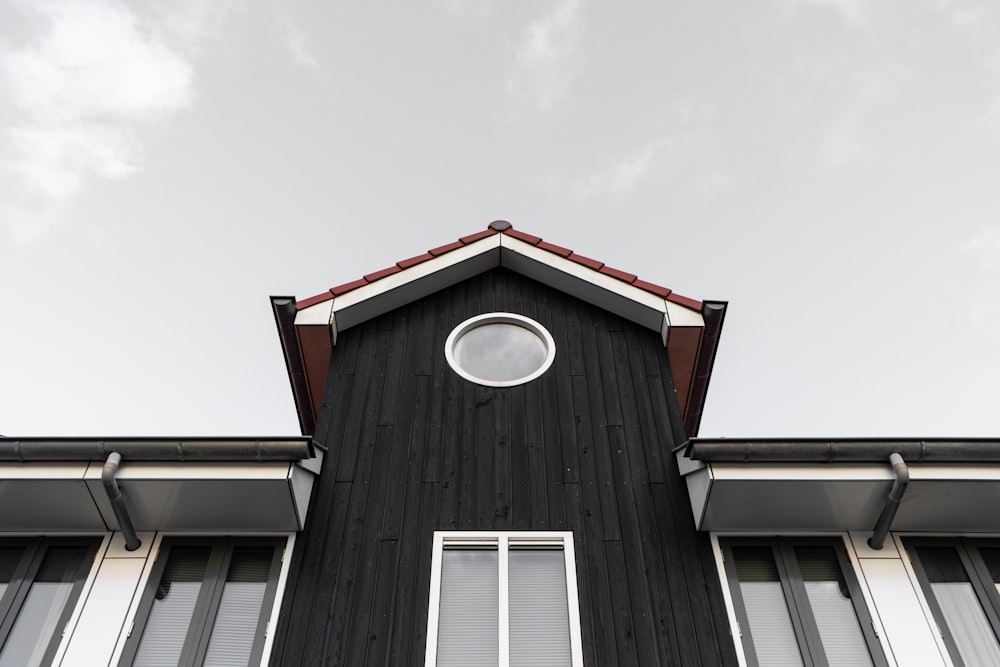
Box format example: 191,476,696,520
868,453,909,550
102,452,141,551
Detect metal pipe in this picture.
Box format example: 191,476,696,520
101,452,141,551
868,453,909,550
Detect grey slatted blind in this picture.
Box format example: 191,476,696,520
202,548,274,667
437,549,499,667
733,547,804,667
508,548,571,667
919,546,1000,666
0,546,87,667
794,546,873,667
133,547,211,667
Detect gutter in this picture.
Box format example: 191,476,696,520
271,296,317,436
0,437,314,462
683,301,727,438
684,438,1000,463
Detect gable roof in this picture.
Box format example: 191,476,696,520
272,221,726,437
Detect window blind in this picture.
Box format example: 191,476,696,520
508,548,571,667
733,546,804,667
132,547,211,667
437,549,499,667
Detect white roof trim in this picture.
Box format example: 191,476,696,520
333,235,501,330
294,231,704,335
295,300,333,326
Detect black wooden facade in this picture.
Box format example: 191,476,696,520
269,268,737,666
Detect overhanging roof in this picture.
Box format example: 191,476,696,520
273,221,726,437
677,438,1000,533
0,437,321,532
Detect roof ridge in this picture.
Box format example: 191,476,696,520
295,221,700,311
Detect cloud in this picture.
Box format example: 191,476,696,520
271,4,321,72
579,143,657,198
781,0,871,27
506,0,585,113
0,0,223,211
434,0,497,19
576,101,724,199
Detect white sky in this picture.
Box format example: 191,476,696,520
2,0,999,438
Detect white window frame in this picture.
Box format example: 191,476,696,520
425,531,584,667
713,533,888,667
115,533,292,667
444,313,556,387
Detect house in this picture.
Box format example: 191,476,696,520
1,220,998,666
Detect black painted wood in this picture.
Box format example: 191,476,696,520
269,268,737,666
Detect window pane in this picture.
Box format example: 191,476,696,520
133,547,211,667
919,546,1000,666
453,322,548,383
795,546,873,667
979,548,1000,598
509,549,571,667
202,547,274,667
732,546,804,667
0,546,88,667
437,549,498,667
0,548,24,604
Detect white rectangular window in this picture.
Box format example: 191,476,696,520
0,538,98,667
425,532,584,667
118,537,284,667
720,537,887,667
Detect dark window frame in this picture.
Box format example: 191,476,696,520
904,537,1000,667
119,536,284,667
0,537,100,665
720,536,887,667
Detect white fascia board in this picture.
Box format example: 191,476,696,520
709,463,896,482
500,236,669,332
665,301,704,327
707,462,1000,483
295,300,333,326
332,235,502,332
908,464,1000,480
93,461,295,480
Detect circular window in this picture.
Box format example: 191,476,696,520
445,313,556,387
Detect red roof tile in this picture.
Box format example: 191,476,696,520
459,229,497,244
396,252,435,269
599,265,638,284
537,241,573,257
666,292,702,310
567,253,604,271
364,265,403,283
294,222,702,313
295,291,334,310
428,241,464,256
505,229,542,245
632,279,672,299
330,278,369,296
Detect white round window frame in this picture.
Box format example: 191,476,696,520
445,312,556,387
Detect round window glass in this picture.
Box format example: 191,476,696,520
445,313,556,387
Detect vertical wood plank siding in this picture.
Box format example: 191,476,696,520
269,269,736,666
